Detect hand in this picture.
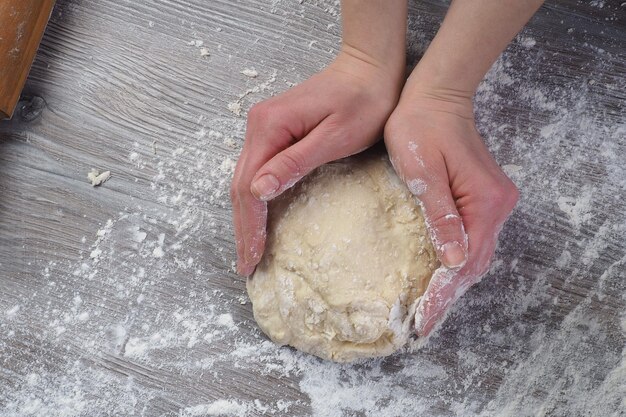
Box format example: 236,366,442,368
384,91,519,337
231,52,403,276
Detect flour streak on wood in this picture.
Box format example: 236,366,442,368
0,0,624,416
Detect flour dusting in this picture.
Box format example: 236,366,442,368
0,1,624,416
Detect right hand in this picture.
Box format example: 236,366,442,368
231,51,403,276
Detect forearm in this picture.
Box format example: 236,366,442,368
407,0,544,99
338,0,408,80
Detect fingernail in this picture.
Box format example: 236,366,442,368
237,261,255,277
441,242,466,268
251,174,280,201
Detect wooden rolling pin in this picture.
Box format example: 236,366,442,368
0,0,55,120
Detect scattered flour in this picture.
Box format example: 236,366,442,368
1,2,623,417
6,305,20,319
181,400,249,417
406,178,427,196
518,36,537,48
228,70,277,116
556,186,594,228
130,227,147,243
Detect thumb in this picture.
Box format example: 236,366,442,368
250,121,368,201
414,179,468,269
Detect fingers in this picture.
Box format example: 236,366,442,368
384,107,520,338
407,165,468,269
396,155,470,336
230,187,245,273
414,228,492,337
414,268,459,337
231,106,297,276
250,116,370,201
237,114,378,274
414,178,519,337
387,134,469,269
233,163,268,276
231,90,333,276
413,216,500,337
237,194,267,275
457,176,519,277
421,194,468,269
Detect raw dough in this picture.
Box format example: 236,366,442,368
247,151,439,362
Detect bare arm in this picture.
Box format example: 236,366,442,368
407,0,545,102
339,0,407,82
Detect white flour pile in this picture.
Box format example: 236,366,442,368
0,1,624,416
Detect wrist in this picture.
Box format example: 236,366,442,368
407,56,476,99
327,49,405,104
397,75,475,121
339,41,405,84
333,45,405,92
338,0,408,88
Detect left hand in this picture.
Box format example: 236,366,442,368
384,92,519,337
231,51,404,276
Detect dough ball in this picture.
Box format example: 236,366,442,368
247,151,439,362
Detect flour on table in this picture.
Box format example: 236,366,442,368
2,3,623,414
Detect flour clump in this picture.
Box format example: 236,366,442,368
247,151,439,362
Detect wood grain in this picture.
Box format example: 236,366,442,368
0,0,624,415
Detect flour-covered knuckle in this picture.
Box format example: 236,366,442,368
247,151,439,362
413,266,459,334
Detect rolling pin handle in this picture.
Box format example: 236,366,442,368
0,0,56,120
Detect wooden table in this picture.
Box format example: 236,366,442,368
0,1,624,415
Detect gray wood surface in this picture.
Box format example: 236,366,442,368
0,1,624,416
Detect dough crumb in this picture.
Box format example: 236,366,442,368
227,102,242,116
87,169,111,187
199,47,210,57
188,39,204,47
241,68,258,78
152,247,164,258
